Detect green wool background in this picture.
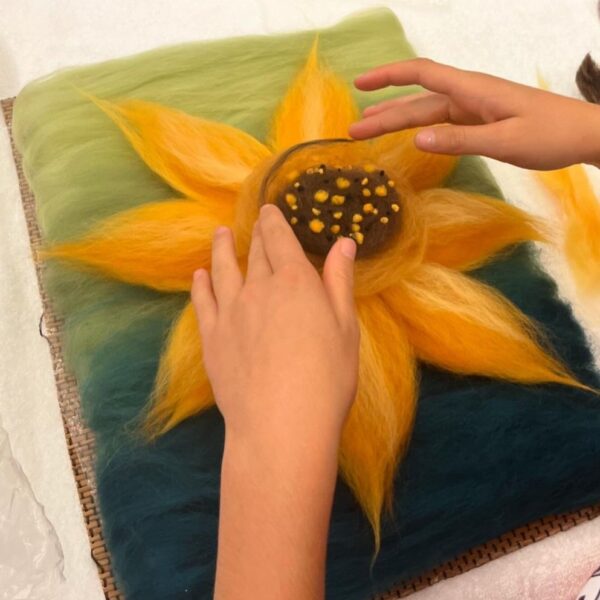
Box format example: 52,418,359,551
13,9,600,600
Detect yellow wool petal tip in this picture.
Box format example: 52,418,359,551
78,89,270,202
339,296,417,557
388,264,593,394
416,188,546,271
43,200,226,292
535,166,600,294
144,302,215,438
536,70,550,90
268,36,359,151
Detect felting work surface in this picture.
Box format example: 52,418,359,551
5,93,600,600
1,2,600,600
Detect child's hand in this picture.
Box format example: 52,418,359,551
349,58,600,170
196,206,359,600
191,204,359,442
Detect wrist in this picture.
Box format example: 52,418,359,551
216,407,340,600
223,418,342,474
221,389,348,450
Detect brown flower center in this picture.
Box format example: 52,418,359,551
276,163,401,257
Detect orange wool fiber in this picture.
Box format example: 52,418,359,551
44,200,228,292
415,188,546,271
339,295,416,556
268,38,359,152
536,165,600,294
90,95,271,199
385,264,587,390
146,302,214,434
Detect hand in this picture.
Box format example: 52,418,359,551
349,58,600,170
192,205,359,600
191,203,359,441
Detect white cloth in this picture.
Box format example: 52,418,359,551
0,1,599,599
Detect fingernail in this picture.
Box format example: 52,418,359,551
214,226,229,237
348,122,366,139
339,237,357,260
415,129,436,148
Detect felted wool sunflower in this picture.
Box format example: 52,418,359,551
46,41,584,550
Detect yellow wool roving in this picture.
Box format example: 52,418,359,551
536,165,600,295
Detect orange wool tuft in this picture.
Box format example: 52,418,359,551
44,200,229,292
415,188,545,271
385,264,587,390
92,96,271,200
338,295,417,555
536,165,600,294
146,302,214,436
268,39,359,151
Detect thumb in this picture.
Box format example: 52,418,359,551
414,122,506,158
322,237,357,328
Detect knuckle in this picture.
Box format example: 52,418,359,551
278,261,308,285
415,57,434,69
414,57,435,83
376,114,393,134
280,261,305,281
240,282,260,303
491,122,517,162
444,127,467,153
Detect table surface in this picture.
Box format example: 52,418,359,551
1,1,600,599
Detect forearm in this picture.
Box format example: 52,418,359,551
574,101,600,168
214,416,341,600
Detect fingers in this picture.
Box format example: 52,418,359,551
361,91,436,117
258,204,306,271
322,237,357,328
246,221,272,282
354,58,457,93
211,226,243,307
414,121,510,159
349,93,450,139
354,58,480,97
191,268,217,339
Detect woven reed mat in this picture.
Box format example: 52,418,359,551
3,95,600,600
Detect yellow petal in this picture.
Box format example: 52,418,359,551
372,128,458,191
384,264,587,390
268,39,359,151
536,165,600,294
44,199,231,291
353,187,427,297
339,295,417,555
93,97,271,200
416,188,544,271
145,302,214,435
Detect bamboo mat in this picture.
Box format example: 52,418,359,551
3,96,600,600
